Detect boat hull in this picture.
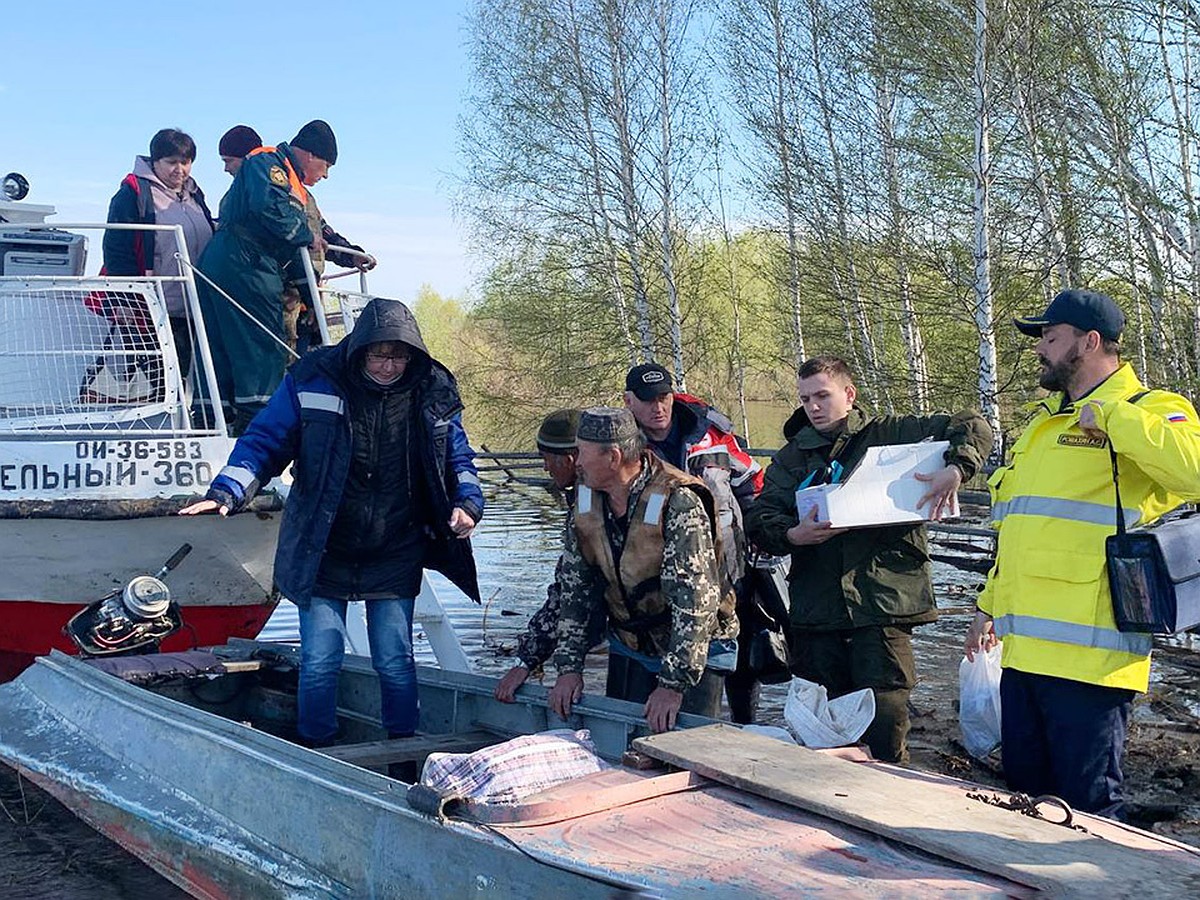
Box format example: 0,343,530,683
0,514,279,680
0,652,651,899
0,646,1059,898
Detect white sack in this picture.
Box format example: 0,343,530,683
783,677,875,749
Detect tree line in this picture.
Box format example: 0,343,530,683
428,0,1200,451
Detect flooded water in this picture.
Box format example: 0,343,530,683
3,481,1196,895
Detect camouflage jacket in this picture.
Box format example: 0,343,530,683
553,460,736,691
514,554,565,671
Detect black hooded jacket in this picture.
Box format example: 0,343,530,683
207,297,483,606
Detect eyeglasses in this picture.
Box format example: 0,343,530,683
365,352,411,366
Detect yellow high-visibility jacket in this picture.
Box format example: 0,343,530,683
978,363,1200,692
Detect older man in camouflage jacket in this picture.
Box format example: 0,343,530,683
548,407,738,732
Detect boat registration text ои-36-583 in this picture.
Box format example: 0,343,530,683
0,437,236,500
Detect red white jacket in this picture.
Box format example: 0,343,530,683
650,393,763,581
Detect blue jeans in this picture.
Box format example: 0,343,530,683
297,596,418,743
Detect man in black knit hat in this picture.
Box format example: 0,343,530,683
217,125,262,176
285,122,374,353
195,120,343,432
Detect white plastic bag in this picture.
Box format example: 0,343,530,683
782,677,875,748
958,643,1003,759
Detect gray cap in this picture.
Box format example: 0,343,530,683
577,406,639,444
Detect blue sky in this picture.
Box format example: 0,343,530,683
4,1,475,301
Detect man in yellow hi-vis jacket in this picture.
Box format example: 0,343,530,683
965,288,1200,819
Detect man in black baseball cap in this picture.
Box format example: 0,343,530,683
1014,288,1125,342
963,287,1200,817
622,362,765,723
1014,289,1125,395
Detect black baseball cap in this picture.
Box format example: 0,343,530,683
625,363,674,401
1014,289,1125,341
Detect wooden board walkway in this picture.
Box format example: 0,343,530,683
634,724,1200,898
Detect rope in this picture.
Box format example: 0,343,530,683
174,253,300,360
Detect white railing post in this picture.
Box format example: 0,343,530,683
298,247,332,347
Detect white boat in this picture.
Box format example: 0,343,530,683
0,187,285,678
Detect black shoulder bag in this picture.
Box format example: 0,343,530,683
741,552,793,683
1106,412,1200,633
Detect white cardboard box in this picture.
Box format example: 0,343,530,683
795,440,958,529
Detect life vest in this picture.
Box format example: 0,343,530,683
978,363,1200,692
573,453,737,655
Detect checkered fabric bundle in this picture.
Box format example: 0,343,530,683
420,729,609,805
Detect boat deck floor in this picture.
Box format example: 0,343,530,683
491,766,1036,897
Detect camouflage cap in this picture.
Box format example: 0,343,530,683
536,408,582,454
577,406,639,444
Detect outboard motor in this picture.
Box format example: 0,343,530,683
65,544,192,657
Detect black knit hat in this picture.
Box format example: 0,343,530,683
536,409,581,454
218,125,262,159
291,120,338,165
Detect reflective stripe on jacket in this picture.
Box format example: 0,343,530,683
205,298,484,607
978,363,1200,692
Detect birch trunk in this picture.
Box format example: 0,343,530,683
765,0,808,392
873,56,929,413
973,0,1001,444
602,0,655,360
806,0,887,407
654,0,687,388
561,0,639,363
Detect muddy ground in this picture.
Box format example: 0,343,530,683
896,609,1200,845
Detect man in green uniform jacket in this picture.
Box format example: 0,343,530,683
746,356,992,762
197,120,336,432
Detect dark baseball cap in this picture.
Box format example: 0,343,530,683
1014,289,1125,341
625,363,674,401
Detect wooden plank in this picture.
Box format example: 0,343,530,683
634,724,1200,897
217,660,265,673
322,730,497,767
